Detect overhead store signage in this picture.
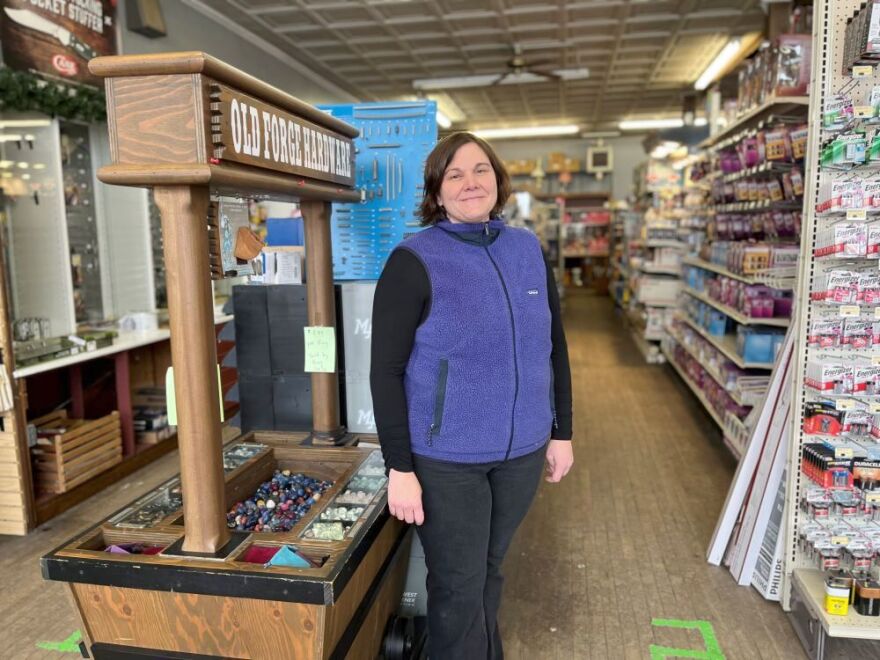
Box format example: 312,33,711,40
211,85,354,187
1,0,117,87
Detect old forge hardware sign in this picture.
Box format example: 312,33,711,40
212,84,355,187
1,0,118,86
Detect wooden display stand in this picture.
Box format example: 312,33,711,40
41,52,408,659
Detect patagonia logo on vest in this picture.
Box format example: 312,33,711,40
527,289,539,295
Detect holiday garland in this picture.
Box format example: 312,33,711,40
0,67,106,122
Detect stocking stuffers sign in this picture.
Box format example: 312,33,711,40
1,0,117,86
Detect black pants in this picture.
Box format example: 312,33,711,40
413,445,546,660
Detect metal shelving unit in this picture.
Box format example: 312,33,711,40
782,1,880,653
679,314,776,370
700,95,811,149
682,287,791,328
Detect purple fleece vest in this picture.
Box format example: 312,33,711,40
397,218,553,463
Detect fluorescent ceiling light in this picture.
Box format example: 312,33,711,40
472,125,580,139
619,117,707,131
582,131,621,138
620,118,683,130
0,119,50,128
415,75,501,91
695,38,741,91
436,110,452,129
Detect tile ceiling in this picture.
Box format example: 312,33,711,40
195,0,767,130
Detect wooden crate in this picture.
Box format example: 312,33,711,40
31,411,123,494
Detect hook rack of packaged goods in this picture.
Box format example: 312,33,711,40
784,1,880,657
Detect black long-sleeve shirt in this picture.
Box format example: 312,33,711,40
369,237,573,473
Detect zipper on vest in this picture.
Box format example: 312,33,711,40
426,359,449,447
484,246,518,460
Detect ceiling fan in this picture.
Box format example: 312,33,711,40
412,44,589,91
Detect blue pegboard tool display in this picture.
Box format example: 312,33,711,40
317,101,438,280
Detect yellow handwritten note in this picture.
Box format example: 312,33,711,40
304,326,336,373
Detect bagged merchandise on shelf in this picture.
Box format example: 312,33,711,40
737,34,812,114
842,0,880,73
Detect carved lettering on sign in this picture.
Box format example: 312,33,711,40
211,84,354,187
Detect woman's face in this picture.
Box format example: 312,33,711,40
437,142,498,224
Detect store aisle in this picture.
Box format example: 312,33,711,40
498,291,878,660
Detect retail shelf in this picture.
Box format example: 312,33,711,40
792,569,880,640
682,256,758,284
638,298,678,308
721,161,797,184
700,95,810,149
640,262,681,276
632,328,666,364
683,287,791,328
723,436,744,460
715,200,804,213
646,239,687,249
666,326,749,407
661,343,727,431
679,314,775,370
563,251,610,258
563,220,611,228
14,315,234,378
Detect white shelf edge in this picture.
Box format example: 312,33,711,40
661,343,727,431
13,315,234,379
793,568,880,640
678,314,775,370
701,95,810,148
666,327,749,408
631,328,666,364
683,287,791,328
682,256,757,284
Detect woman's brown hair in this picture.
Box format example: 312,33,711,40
419,132,512,226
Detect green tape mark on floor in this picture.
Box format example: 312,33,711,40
649,618,725,660
36,630,81,654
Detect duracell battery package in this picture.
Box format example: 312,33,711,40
853,459,880,488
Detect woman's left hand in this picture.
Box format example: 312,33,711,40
545,440,574,483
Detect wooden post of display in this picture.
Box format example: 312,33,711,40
301,200,345,442
153,185,229,554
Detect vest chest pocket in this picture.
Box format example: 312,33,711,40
427,359,449,446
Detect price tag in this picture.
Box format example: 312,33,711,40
841,305,861,317
854,65,874,77
856,105,876,119
875,308,880,319
847,209,868,221
870,401,880,413
836,399,856,411
831,535,851,546
834,446,855,459
873,355,880,365
867,492,880,504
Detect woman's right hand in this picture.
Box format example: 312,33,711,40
388,469,425,525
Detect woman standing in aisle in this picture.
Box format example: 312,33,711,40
370,132,574,659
